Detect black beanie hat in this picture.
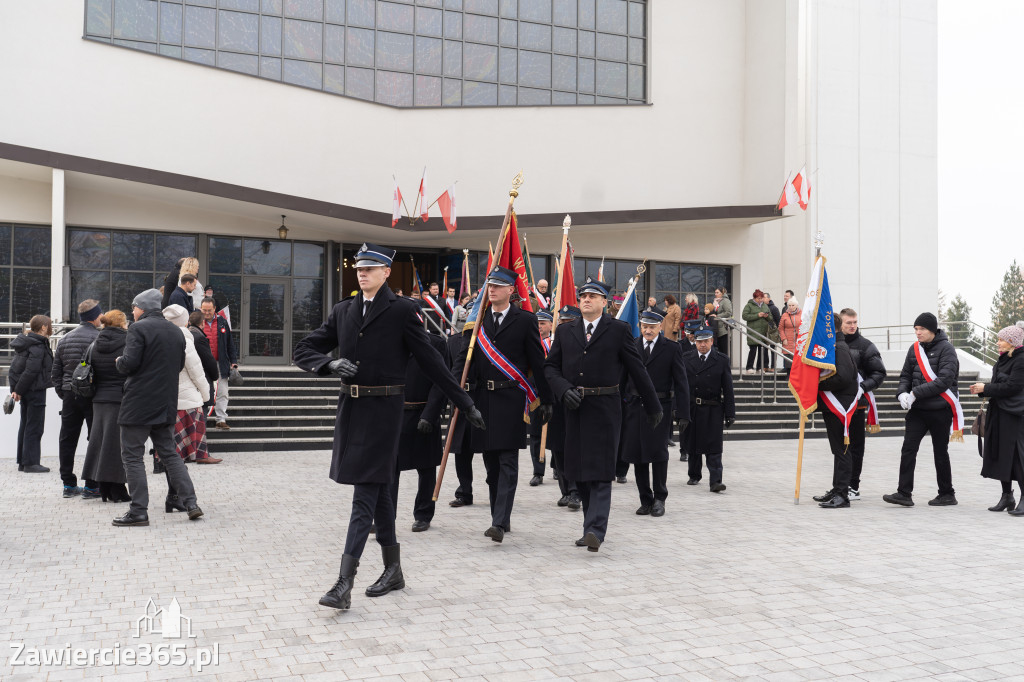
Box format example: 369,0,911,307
914,312,938,333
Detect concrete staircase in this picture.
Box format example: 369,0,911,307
206,368,985,452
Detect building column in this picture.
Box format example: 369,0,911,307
50,169,66,322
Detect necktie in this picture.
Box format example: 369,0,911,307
644,341,652,360
363,300,371,318
586,322,594,342
701,354,707,363
493,312,502,330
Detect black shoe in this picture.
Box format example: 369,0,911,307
449,497,472,507
635,505,651,515
812,489,836,503
365,544,405,597
710,483,726,493
615,476,627,484
667,440,676,448
575,536,587,547
883,491,914,507
819,495,850,508
583,532,601,552
165,495,188,513
18,464,24,471
112,511,149,527
567,494,582,511
1009,498,1024,516
319,555,358,610
529,475,543,486
651,500,665,517
484,526,504,543
989,493,1017,512
23,464,50,473
557,495,570,507
411,520,430,532
187,505,204,520
686,478,700,486
82,487,101,500
63,485,82,498
928,494,957,506
679,453,688,462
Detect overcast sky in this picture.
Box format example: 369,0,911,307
937,0,1024,326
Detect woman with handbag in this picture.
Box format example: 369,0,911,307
970,325,1024,515
80,310,131,502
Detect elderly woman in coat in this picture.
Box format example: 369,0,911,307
160,304,211,511
779,297,801,373
970,325,1024,516
81,310,131,502
741,289,771,374
661,295,682,342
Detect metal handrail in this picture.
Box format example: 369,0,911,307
723,318,794,405
858,320,1000,365
0,322,81,365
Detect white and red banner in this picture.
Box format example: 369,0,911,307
778,166,810,211
821,384,865,444
787,255,836,417
418,168,429,221
437,186,457,233
392,179,403,227
913,341,965,441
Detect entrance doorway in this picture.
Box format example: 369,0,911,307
241,278,291,364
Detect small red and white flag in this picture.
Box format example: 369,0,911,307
391,179,403,227
418,168,429,221
437,186,457,234
778,166,810,211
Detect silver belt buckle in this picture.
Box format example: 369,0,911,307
486,380,495,391
349,384,360,398
695,397,703,405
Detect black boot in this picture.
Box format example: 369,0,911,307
165,495,188,513
319,555,359,609
989,492,1016,512
152,450,165,474
1009,497,1024,517
365,544,405,598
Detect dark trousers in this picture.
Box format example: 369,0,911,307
615,454,630,478
58,394,94,487
344,483,397,558
848,409,867,490
529,435,546,477
551,450,577,497
745,346,767,370
483,449,518,529
453,450,474,502
715,334,729,356
634,461,669,506
390,467,437,523
121,423,196,516
898,409,955,497
578,480,611,542
688,450,724,485
16,390,47,467
822,411,852,493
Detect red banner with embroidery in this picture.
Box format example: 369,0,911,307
913,341,965,441
476,326,540,422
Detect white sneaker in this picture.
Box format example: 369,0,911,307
847,488,861,501
743,369,757,375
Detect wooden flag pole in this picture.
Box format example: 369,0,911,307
794,413,806,504
433,173,524,502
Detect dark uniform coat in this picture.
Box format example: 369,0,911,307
529,333,554,444
397,333,450,471
293,287,475,485
116,311,185,426
544,314,660,481
446,331,475,455
456,304,552,452
682,347,736,456
621,335,691,464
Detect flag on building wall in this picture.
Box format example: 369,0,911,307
391,179,403,227
497,211,534,312
778,166,811,211
437,186,457,233
788,255,836,416
418,168,429,220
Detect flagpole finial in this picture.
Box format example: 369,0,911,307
510,171,524,198
463,248,469,255
562,215,572,232
813,230,824,257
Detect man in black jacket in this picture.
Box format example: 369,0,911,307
683,327,736,491
883,313,962,507
456,266,552,543
51,299,102,497
811,338,860,508
114,289,203,527
837,308,887,499
168,274,197,313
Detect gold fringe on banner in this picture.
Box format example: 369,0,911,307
867,425,881,434
950,430,964,443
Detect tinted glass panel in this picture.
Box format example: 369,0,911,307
376,70,413,106
463,80,497,105
465,0,497,13
348,0,375,26
519,22,551,51
518,50,550,88
377,1,414,32
71,271,111,315
553,0,575,26
347,66,374,99
219,51,260,74
417,6,442,36
283,59,323,87
284,19,323,59
0,226,10,266
415,36,442,74
13,227,51,267
111,272,153,312
595,59,625,96
596,0,626,33
415,74,442,105
219,10,260,53
87,0,113,35
464,43,497,81
464,13,497,42
68,231,111,270
519,0,551,22
655,263,678,293
293,278,324,329
155,235,197,273
13,269,50,321
112,232,154,271
325,23,345,62
681,266,706,294
552,54,575,91
325,0,346,22
249,282,286,329
160,2,183,43
347,27,374,66
596,32,625,61
222,0,260,10
244,240,291,276
209,237,243,274
184,5,216,47
0,269,10,323
206,274,241,325
113,0,159,41
261,15,282,55
324,62,346,92
249,332,284,357
285,0,323,20
376,32,414,71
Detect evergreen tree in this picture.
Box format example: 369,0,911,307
990,260,1024,330
937,288,947,321
945,294,980,358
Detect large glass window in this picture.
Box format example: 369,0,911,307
84,0,647,107
653,262,733,313
0,225,52,328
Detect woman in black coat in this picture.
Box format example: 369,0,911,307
970,326,1024,515
8,315,54,473
81,311,131,502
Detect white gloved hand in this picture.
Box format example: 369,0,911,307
898,392,911,410
906,392,916,408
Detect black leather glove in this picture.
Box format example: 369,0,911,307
646,411,663,428
537,403,553,424
416,419,433,434
725,416,735,428
562,388,582,410
328,358,358,379
465,406,486,430
677,418,690,432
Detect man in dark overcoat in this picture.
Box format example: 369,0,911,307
293,243,485,610
528,309,555,487
548,306,582,511
392,329,450,532
621,310,690,517
544,277,661,552
456,266,553,543
683,326,736,492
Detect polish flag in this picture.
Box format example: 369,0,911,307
418,168,428,221
437,186,457,234
778,167,810,211
392,179,403,227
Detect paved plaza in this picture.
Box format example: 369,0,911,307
3,435,1024,681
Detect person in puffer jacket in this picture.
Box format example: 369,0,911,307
9,315,54,473
837,308,887,499
162,305,215,476
883,312,960,508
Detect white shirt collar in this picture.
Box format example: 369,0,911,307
644,336,657,350
583,316,601,333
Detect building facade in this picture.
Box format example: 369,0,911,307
0,0,937,365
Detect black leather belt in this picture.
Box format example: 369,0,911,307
630,391,673,400
467,380,520,391
694,397,720,406
404,401,426,410
577,386,619,396
340,383,405,398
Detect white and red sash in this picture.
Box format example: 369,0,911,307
821,383,865,445
476,327,540,422
422,294,453,327
913,341,965,441
863,388,880,433
533,286,549,310
540,334,552,355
